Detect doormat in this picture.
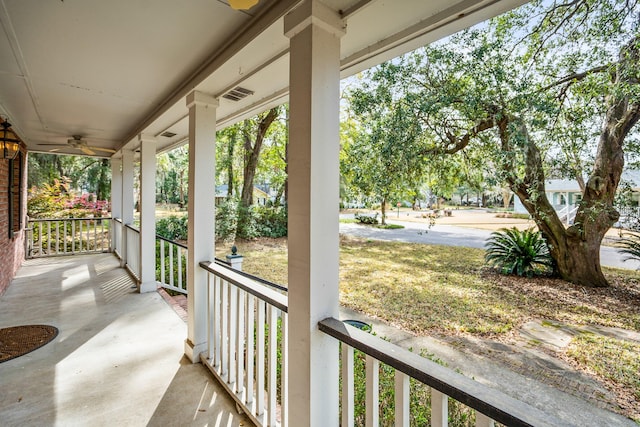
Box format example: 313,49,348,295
0,325,58,363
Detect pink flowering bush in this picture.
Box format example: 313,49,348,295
28,179,109,219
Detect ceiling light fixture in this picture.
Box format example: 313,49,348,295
0,120,20,160
229,0,259,10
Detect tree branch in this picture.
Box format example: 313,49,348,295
538,64,611,93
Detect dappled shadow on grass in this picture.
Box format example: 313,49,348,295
219,236,640,335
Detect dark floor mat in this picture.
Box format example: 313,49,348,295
0,325,58,363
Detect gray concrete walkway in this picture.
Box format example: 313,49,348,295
339,306,637,426
0,253,249,427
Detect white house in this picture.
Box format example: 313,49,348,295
514,170,640,223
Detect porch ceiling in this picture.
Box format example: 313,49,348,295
0,0,526,158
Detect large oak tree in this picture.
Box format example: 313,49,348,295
346,0,640,286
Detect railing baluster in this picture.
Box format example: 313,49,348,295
207,273,214,361
236,289,246,402
93,219,97,251
228,283,238,390
214,275,222,369
169,244,174,288
38,221,43,255
55,221,60,254
256,299,266,417
395,371,409,427
431,389,448,427
245,294,255,406
267,305,277,426
63,221,67,254
71,220,75,253
366,355,380,427
177,246,183,291
342,344,355,427
160,240,165,284
221,278,229,379
46,221,51,254
476,413,495,427
101,218,105,251
280,311,288,427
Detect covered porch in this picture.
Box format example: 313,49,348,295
0,1,589,426
0,252,247,426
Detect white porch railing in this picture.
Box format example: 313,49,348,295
157,235,187,294
319,318,562,427
124,224,141,281
199,260,288,427
197,260,561,427
26,217,112,258
112,218,123,258
556,204,578,225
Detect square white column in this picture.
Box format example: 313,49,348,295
120,150,135,268
110,157,122,220
284,2,345,426
110,157,122,253
185,91,218,363
139,134,157,293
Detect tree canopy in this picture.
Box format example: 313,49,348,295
341,0,640,286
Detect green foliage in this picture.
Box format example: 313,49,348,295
374,223,404,230
28,153,111,200
618,233,640,264
216,198,239,241
27,179,109,219
484,228,553,277
156,215,188,241
346,347,476,426
354,213,379,225
216,198,288,241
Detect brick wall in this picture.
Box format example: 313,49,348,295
0,146,26,297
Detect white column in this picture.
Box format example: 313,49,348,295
138,134,157,293
110,157,122,252
284,2,345,426
184,91,218,363
120,150,135,268
110,157,123,220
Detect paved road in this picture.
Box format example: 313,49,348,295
339,220,640,270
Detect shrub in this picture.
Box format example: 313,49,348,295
618,233,640,264
355,213,379,225
156,215,188,241
216,198,288,240
252,204,287,238
484,227,553,277
216,198,239,241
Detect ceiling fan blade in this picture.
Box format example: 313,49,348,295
86,146,116,153
37,143,69,147
80,146,96,155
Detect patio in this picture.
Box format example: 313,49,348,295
0,253,248,427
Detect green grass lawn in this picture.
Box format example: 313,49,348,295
216,235,640,420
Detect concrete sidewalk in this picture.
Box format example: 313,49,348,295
339,306,637,426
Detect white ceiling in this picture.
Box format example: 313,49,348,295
0,0,526,158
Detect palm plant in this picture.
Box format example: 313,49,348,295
618,233,640,264
484,227,553,277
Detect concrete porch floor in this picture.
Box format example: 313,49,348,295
0,253,250,427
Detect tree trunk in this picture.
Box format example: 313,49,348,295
227,130,235,198
179,170,185,208
381,196,387,225
241,107,279,207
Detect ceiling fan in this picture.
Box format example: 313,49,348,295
40,135,116,156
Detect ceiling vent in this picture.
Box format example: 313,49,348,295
222,86,254,101
161,131,177,138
